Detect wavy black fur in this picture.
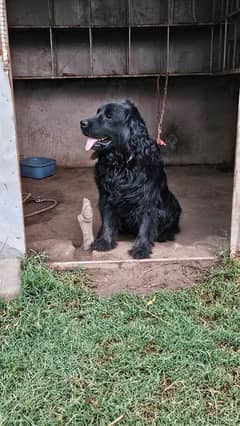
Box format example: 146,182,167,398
80,100,182,259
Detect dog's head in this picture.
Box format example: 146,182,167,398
80,100,149,153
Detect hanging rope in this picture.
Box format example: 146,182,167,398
156,73,169,146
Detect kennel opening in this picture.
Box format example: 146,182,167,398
1,0,240,293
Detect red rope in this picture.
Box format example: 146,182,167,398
156,74,169,146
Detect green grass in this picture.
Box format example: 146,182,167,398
1,255,240,425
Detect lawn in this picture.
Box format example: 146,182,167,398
0,255,240,425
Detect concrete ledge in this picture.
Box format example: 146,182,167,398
0,257,21,301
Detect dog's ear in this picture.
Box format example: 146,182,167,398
124,106,152,160
124,101,144,129
121,101,160,162
121,100,133,124
121,99,132,108
126,104,147,136
125,112,132,125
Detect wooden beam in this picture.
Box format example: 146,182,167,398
231,91,240,257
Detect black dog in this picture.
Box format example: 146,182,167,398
80,100,181,259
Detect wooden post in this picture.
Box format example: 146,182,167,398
231,91,240,257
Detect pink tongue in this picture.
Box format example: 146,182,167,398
85,137,98,151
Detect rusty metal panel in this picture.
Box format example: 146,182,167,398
92,29,128,75
173,0,214,23
131,28,167,74
9,29,52,77
169,27,212,73
6,0,239,80
91,0,128,26
131,0,168,25
211,25,223,72
227,0,240,17
194,0,215,22
52,0,89,26
55,29,90,76
214,0,227,21
225,14,240,70
6,0,49,26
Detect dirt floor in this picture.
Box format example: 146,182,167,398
22,166,233,295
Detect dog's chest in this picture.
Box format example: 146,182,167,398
95,162,144,206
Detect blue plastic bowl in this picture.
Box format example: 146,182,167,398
20,157,56,179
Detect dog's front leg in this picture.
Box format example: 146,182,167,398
91,203,117,252
129,210,156,259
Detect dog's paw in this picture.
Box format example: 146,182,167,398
129,243,152,259
91,238,117,252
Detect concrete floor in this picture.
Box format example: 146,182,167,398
22,166,233,294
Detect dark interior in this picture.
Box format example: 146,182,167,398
6,0,240,262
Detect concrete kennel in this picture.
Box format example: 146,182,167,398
0,0,240,298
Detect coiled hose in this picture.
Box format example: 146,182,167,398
22,192,58,218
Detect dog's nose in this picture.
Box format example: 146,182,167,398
80,119,88,128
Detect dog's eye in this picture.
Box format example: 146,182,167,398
105,113,112,119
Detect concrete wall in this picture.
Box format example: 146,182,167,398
14,76,238,167
0,0,24,300
0,60,25,255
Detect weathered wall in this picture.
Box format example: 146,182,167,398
0,62,25,254
14,76,238,167
0,0,25,256
0,0,24,300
